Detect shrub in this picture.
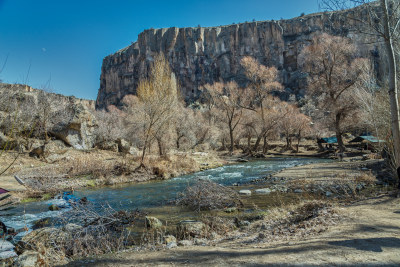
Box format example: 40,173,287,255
176,179,243,212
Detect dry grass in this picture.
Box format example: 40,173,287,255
144,154,200,179
200,215,236,238
248,200,340,244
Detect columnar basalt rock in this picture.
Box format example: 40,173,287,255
96,4,383,109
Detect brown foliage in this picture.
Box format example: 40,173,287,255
176,179,243,212
300,33,369,152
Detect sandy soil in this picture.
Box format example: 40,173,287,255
65,195,400,267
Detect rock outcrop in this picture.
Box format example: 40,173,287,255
96,4,383,109
52,102,97,150
0,83,97,150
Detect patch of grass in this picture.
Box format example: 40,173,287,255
20,197,37,203
41,193,53,201
86,179,96,187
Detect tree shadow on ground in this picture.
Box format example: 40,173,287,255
63,238,400,266
328,237,400,252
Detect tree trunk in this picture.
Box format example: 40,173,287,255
335,114,345,153
157,138,163,156
176,135,183,149
297,131,301,153
229,126,234,153
263,135,268,154
381,0,400,170
252,134,262,152
317,139,324,152
140,140,147,165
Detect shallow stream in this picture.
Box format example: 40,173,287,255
1,157,330,235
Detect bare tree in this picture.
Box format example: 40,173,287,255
95,105,127,143
320,0,400,184
240,57,283,152
204,82,243,153
279,103,312,152
124,53,179,166
300,33,369,152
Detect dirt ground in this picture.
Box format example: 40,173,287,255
272,160,378,181
65,195,400,267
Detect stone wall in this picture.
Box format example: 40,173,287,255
96,4,384,109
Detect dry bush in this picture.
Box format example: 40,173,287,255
19,202,145,264
140,224,168,248
176,179,243,212
354,171,377,185
288,201,331,224
200,215,236,237
65,154,132,179
66,155,114,178
252,200,339,244
145,154,199,179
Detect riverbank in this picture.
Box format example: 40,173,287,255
1,142,336,203
2,155,397,266
65,194,400,266
0,149,227,203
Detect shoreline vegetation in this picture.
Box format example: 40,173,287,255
1,2,400,263
1,142,398,266
0,139,392,204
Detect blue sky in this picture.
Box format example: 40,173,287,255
0,0,320,100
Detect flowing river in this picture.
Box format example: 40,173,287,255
1,157,330,235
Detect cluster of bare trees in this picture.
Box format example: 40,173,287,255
102,53,318,162
319,0,400,180
98,30,384,163
90,2,399,188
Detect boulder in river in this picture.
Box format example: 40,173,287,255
255,188,271,194
48,204,59,211
32,217,63,230
239,190,251,195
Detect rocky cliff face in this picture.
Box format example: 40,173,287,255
96,4,383,109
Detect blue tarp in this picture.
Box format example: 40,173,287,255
318,137,338,144
350,135,384,143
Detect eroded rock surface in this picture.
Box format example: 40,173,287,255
97,4,383,109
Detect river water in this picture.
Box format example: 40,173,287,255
1,157,329,235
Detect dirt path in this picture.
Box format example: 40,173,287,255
65,195,400,267
272,160,378,181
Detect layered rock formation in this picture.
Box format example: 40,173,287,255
96,4,383,109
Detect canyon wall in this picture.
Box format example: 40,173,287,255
96,4,383,109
